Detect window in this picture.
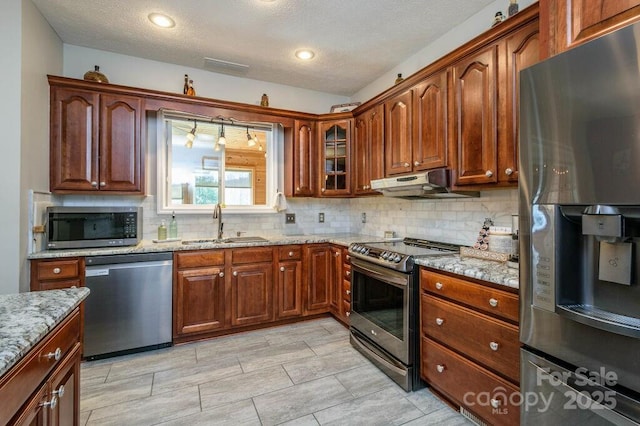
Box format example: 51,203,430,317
157,112,279,214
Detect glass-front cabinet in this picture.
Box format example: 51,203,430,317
318,119,352,196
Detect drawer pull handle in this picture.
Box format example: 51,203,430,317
435,282,443,290
53,385,65,398
490,399,501,409
436,364,445,373
219,272,224,278
44,347,62,361
346,254,350,260
53,267,61,274
346,270,351,276
41,395,58,410
346,290,351,295
280,266,285,272
435,318,444,326
489,298,499,307
490,341,499,351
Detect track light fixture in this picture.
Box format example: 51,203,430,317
185,121,197,148
218,121,226,146
246,127,256,147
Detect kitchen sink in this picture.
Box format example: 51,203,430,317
182,236,269,245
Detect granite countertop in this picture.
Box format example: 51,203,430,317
415,255,519,289
0,287,90,377
27,233,387,259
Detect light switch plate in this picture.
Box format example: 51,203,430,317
319,212,325,223
285,213,296,224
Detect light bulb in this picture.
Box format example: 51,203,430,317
214,142,220,151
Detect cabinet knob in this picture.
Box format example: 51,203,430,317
485,170,494,178
505,168,514,176
288,251,294,257
346,290,351,295
53,267,61,274
490,341,499,351
91,181,98,187
436,364,445,373
296,187,300,192
414,161,420,167
346,311,350,317
44,347,62,361
40,395,58,410
346,270,351,276
233,271,238,277
403,162,410,168
490,399,501,409
345,255,350,260
321,188,326,192
489,298,498,307
334,252,340,257
219,272,224,278
435,318,444,326
435,282,443,290
280,266,285,272
99,181,106,187
53,385,65,398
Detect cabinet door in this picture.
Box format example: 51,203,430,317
290,119,315,196
277,260,303,319
353,105,384,194
329,246,342,316
175,267,226,336
542,0,640,57
50,87,99,192
413,72,448,171
319,120,351,196
451,45,498,185
99,94,144,192
49,344,80,426
501,20,540,184
385,90,413,175
304,245,331,314
230,263,274,326
10,383,49,426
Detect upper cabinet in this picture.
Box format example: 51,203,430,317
384,90,413,175
49,81,144,194
318,119,352,196
285,119,315,197
353,104,384,195
541,0,640,57
412,71,448,172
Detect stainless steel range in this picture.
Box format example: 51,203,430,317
348,238,459,391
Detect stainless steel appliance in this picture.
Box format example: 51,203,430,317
370,169,479,199
84,252,173,360
348,238,459,391
520,22,640,425
46,206,141,250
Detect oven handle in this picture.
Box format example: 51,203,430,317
351,332,408,378
351,259,408,287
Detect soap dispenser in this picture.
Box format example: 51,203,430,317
169,211,178,239
158,220,167,240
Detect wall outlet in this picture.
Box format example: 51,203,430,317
285,213,296,224
361,212,367,223
319,212,325,223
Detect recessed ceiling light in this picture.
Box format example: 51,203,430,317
295,49,315,60
148,13,175,28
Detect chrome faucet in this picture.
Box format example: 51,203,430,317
213,203,223,240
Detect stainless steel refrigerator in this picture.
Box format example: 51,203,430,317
519,21,640,425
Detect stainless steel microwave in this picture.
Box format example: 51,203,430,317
46,206,142,250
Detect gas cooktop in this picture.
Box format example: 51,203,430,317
348,238,460,272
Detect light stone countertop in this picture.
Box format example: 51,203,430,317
0,287,90,377
415,255,519,289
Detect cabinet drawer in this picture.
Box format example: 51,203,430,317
342,300,351,318
422,337,520,426
232,247,273,264
342,279,351,302
422,294,519,382
343,263,351,280
420,269,518,322
175,250,225,269
0,309,80,425
37,279,82,291
278,245,302,261
35,259,81,280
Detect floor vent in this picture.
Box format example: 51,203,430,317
203,57,250,76
460,407,488,426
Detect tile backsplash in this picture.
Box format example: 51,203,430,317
34,188,517,251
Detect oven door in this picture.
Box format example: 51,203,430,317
350,257,410,364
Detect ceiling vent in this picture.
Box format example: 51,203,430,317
203,57,250,76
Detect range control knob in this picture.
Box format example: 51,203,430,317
381,251,389,260
393,254,402,262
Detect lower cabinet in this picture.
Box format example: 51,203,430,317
332,246,352,324
230,247,274,327
304,244,332,315
420,268,520,426
276,245,304,319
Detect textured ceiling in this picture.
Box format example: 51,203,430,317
32,0,497,96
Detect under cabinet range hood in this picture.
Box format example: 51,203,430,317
370,169,480,199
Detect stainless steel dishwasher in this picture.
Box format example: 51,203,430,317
84,252,173,360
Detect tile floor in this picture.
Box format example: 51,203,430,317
80,317,474,425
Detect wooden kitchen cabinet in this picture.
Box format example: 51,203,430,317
329,245,343,317
338,248,352,324
285,119,315,197
276,245,304,319
229,247,274,327
318,119,352,196
412,71,448,172
384,90,413,175
304,244,332,315
173,250,228,339
353,104,384,195
49,78,144,194
541,0,640,58
420,268,519,425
